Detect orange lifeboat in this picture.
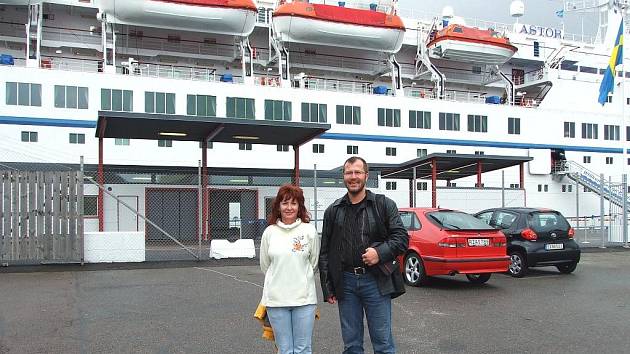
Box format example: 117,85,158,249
427,24,517,65
272,1,405,53
99,0,258,36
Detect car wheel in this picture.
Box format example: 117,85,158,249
404,252,427,287
508,251,527,278
465,273,491,284
556,261,578,274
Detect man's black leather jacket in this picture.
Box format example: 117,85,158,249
318,190,408,300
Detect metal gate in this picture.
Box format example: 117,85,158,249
0,170,83,264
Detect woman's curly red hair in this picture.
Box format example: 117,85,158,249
267,184,311,225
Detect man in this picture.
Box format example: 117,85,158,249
319,156,408,354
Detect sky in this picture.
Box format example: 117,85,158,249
396,0,599,38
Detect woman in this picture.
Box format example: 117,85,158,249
260,184,320,354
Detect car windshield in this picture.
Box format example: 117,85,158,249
427,211,495,230
529,212,570,232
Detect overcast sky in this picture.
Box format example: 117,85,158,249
396,0,599,37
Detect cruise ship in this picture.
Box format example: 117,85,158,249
0,0,628,253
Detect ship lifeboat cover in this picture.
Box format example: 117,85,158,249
99,0,258,36
272,2,405,53
427,24,518,65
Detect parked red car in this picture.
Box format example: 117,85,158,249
398,208,510,286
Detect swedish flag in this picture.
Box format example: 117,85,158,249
598,21,624,105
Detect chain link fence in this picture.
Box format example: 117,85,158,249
1,157,627,264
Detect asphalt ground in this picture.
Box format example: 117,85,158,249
1,250,629,354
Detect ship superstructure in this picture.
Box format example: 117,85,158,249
0,0,628,236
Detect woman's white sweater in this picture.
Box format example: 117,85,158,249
260,219,320,307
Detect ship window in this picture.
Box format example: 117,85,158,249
533,41,540,57
239,142,252,151
417,148,427,157
158,140,173,148
581,123,598,139
583,156,591,164
579,66,597,74
627,126,630,141
347,145,358,154
69,133,85,144
187,94,216,117
386,147,397,156
145,91,175,114
277,144,289,152
301,103,327,123
6,82,41,106
564,122,575,138
417,182,428,191
226,97,255,119
472,66,482,74
265,99,292,121
101,89,133,112
199,141,213,149
336,105,361,125
378,108,401,127
313,144,325,154
560,61,578,72
21,131,38,142
606,157,614,165
115,138,130,146
446,149,456,154
439,112,460,131
604,125,620,141
55,85,88,109
409,110,431,129
386,181,397,190
508,117,520,135
467,115,487,133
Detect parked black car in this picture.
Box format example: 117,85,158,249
474,208,581,277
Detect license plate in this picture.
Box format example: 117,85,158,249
545,243,564,250
468,238,490,247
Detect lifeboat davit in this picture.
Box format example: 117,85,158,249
98,0,258,36
272,1,405,53
427,24,517,65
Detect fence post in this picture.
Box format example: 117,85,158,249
600,173,606,248
313,164,318,233
79,156,85,265
198,160,203,260
501,170,505,208
623,174,629,248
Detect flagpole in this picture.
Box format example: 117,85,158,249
623,6,630,248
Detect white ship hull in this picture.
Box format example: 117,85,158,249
273,15,405,53
99,0,257,36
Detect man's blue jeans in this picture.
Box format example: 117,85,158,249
266,304,316,354
338,271,395,354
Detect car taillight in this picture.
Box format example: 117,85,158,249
492,236,507,247
568,228,575,238
438,237,466,248
521,228,538,241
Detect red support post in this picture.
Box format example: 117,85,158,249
431,158,437,208
477,160,482,188
293,145,300,186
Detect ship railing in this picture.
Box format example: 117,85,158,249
43,27,101,47
293,77,376,95
119,36,236,59
302,0,395,14
136,64,225,83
